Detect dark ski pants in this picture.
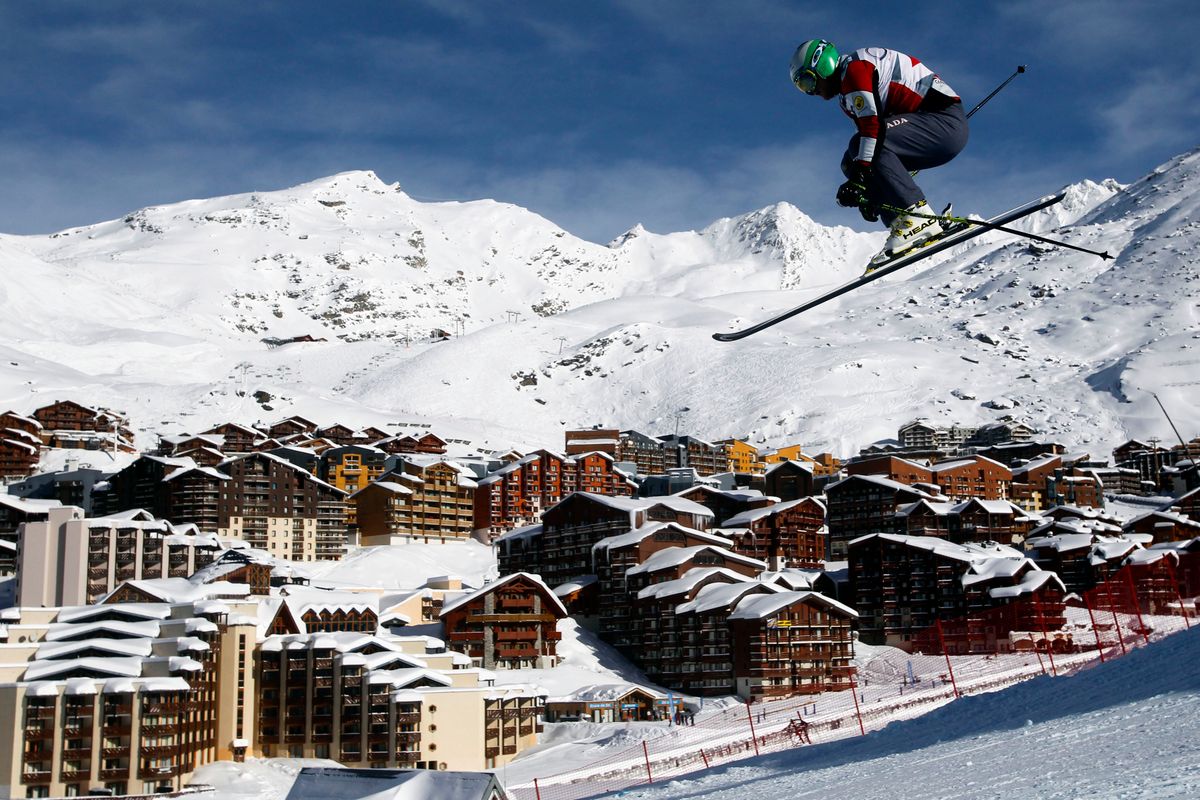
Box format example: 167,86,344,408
841,102,968,225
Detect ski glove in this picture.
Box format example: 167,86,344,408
836,162,872,208
837,162,877,221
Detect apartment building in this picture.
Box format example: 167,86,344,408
849,533,1067,652
16,507,223,607
894,498,1039,546
256,632,545,771
825,475,940,559
218,452,349,561
0,596,245,798
718,497,827,570
592,523,737,659
503,493,716,589
728,591,857,701
439,573,567,669
352,459,476,545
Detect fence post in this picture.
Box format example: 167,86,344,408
850,681,867,736
643,740,653,785
1124,568,1151,645
1165,557,1191,630
935,620,961,698
745,702,760,756
1033,594,1057,677
533,777,541,800
1106,573,1128,656
700,749,709,769
1083,593,1106,663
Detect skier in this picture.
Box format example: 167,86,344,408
789,39,968,269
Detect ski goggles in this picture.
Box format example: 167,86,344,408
793,69,819,95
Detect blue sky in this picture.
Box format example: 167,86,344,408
2,1,1198,242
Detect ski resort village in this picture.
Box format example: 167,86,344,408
4,5,1200,798
0,386,1198,800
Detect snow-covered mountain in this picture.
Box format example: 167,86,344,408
2,147,1198,457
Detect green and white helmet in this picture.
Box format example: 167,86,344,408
790,38,839,94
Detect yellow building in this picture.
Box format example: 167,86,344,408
319,446,392,527
763,445,841,477
717,439,765,475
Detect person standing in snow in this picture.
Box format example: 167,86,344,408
789,39,968,270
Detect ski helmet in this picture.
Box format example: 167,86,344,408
790,39,839,94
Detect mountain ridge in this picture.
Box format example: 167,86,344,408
3,149,1197,460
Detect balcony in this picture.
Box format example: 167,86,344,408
22,770,51,783
100,767,130,780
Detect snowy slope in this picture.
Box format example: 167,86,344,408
3,149,1198,456
622,627,1200,800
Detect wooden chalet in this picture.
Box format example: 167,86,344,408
761,459,816,501
440,572,567,669
266,415,319,439
374,432,448,455
544,684,670,723
1122,509,1200,544
531,493,716,588
0,411,41,437
640,574,772,694
592,522,738,657
662,575,772,695
895,498,1037,546
825,474,940,559
0,434,39,478
567,451,636,496
728,591,857,700
174,445,227,468
352,460,476,544
850,533,1066,652
31,400,133,441
673,485,774,528
929,455,1013,501
847,454,935,486
201,422,265,453
719,496,827,570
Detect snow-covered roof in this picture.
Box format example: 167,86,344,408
554,575,598,596
728,590,858,621
626,544,767,576
675,580,774,616
592,522,733,554
494,523,542,544
721,497,821,528
637,567,750,600
0,495,62,514
439,572,567,618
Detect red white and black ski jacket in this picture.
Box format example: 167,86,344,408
838,47,959,167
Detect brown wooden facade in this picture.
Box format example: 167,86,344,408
440,573,567,669
728,592,857,700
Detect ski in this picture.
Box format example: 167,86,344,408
711,191,1067,342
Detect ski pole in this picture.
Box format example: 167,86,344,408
966,65,1026,120
908,65,1026,178
876,202,1113,260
